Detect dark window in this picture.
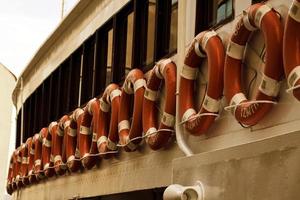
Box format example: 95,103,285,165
49,68,61,122
94,21,113,97
81,36,95,105
111,2,134,83
252,0,265,4
195,0,234,35
69,48,81,110
23,98,30,143
15,111,21,148
59,59,72,115
42,77,51,127
132,0,148,68
30,91,37,134
144,0,178,71
35,86,43,131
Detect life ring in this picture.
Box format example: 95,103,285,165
6,154,14,194
53,115,69,175
16,144,26,188
34,128,47,180
20,140,30,185
28,137,37,184
284,0,300,99
12,148,21,190
66,108,83,172
97,83,121,157
224,3,283,126
11,150,17,191
43,123,56,177
16,147,24,188
79,99,100,169
179,30,224,135
118,69,146,151
143,58,176,149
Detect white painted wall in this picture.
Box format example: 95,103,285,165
0,64,16,200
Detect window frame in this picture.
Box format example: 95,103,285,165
15,0,180,145
195,0,234,35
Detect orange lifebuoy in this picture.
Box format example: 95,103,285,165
97,83,121,157
12,148,21,190
224,3,283,126
284,0,300,100
143,59,176,150
15,144,26,188
6,154,14,194
179,30,225,135
118,69,145,151
79,99,100,169
17,147,24,188
33,128,47,180
28,137,37,184
20,139,31,185
66,108,83,172
43,123,56,177
11,150,17,191
53,115,69,175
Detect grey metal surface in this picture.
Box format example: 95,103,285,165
172,131,300,200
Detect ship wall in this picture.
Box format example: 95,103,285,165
11,0,300,199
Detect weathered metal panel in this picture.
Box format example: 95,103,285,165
12,143,182,200
172,130,300,200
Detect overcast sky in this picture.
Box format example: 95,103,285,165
0,0,78,77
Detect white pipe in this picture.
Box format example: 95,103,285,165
78,50,84,107
175,0,193,157
20,77,24,145
175,104,193,156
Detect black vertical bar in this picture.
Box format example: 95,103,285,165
28,98,32,142
33,91,38,134
195,0,214,35
66,59,72,112
44,78,51,128
81,36,95,105
59,60,71,115
92,36,97,98
132,0,148,68
49,69,60,122
25,99,30,143
69,49,81,111
37,89,41,133
154,0,172,61
55,68,62,119
112,15,128,83
94,30,108,96
16,112,21,148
